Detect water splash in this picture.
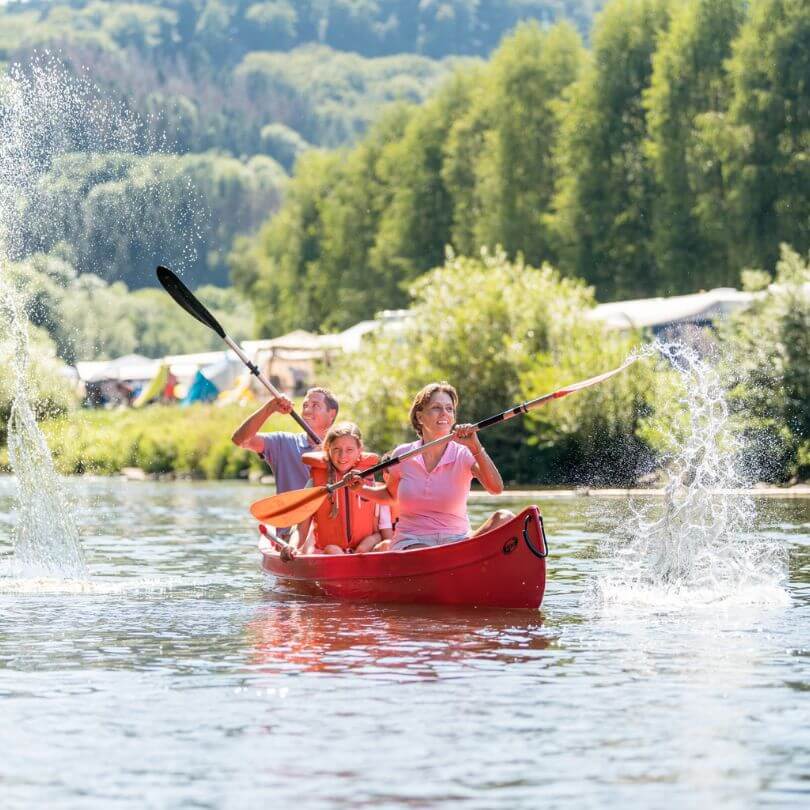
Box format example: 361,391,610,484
0,281,87,578
596,341,788,609
0,58,143,578
0,562,179,595
0,56,201,580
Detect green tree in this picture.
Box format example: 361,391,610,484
719,244,810,481
232,148,343,335
232,104,413,335
324,249,654,483
440,64,490,254
1,0,606,65
8,253,254,362
445,22,584,265
313,105,413,330
368,73,474,297
195,0,233,65
260,122,311,170
723,0,810,272
548,0,671,300
20,152,286,289
243,1,298,50
644,0,745,293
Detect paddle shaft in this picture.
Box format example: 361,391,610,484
222,336,320,444
324,358,637,494
156,265,320,444
259,523,294,551
249,356,638,525
323,401,531,492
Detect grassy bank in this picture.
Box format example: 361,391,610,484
9,404,294,479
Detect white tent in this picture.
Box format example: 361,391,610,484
200,356,242,391
75,354,159,383
587,288,756,331
162,350,237,385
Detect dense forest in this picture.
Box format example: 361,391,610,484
0,0,604,152
0,0,605,298
236,0,810,334
2,0,808,343
0,1,604,62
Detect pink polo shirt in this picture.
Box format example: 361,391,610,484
389,439,477,538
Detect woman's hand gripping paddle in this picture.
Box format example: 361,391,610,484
250,356,639,527
155,265,320,444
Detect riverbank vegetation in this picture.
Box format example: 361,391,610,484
0,403,292,479
12,245,807,485
325,251,661,485
0,327,75,447
719,245,810,483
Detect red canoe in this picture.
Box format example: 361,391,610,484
258,506,548,609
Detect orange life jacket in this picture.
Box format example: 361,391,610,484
302,451,380,551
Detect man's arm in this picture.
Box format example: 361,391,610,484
231,395,293,453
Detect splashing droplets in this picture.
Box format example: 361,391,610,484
0,56,142,579
596,341,788,610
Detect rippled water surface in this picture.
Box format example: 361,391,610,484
1,477,808,809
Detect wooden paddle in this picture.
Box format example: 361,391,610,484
155,265,320,444
250,356,639,527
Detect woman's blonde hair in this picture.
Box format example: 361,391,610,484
323,421,363,455
409,382,459,437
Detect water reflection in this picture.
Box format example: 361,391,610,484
245,597,556,679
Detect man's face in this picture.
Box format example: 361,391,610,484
301,391,337,435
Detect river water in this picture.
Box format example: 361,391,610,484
0,477,807,809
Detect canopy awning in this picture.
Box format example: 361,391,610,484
76,354,159,383
587,288,757,331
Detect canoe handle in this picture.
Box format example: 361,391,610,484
523,512,548,560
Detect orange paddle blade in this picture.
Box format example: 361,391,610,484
249,485,329,527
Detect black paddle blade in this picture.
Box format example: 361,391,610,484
156,265,225,339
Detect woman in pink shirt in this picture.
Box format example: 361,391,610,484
352,382,513,551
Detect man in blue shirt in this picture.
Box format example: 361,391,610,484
232,386,339,542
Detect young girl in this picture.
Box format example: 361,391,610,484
297,422,393,555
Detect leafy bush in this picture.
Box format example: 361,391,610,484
322,249,656,484
37,403,292,479
718,244,810,482
0,281,78,450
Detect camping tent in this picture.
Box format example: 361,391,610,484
76,354,159,385
181,370,219,405
200,357,241,391
216,371,256,406
132,364,170,408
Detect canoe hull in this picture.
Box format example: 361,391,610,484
259,506,548,609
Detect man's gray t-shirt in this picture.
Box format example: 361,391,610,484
259,432,312,494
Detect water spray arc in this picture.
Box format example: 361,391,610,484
597,341,787,607
0,61,112,578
